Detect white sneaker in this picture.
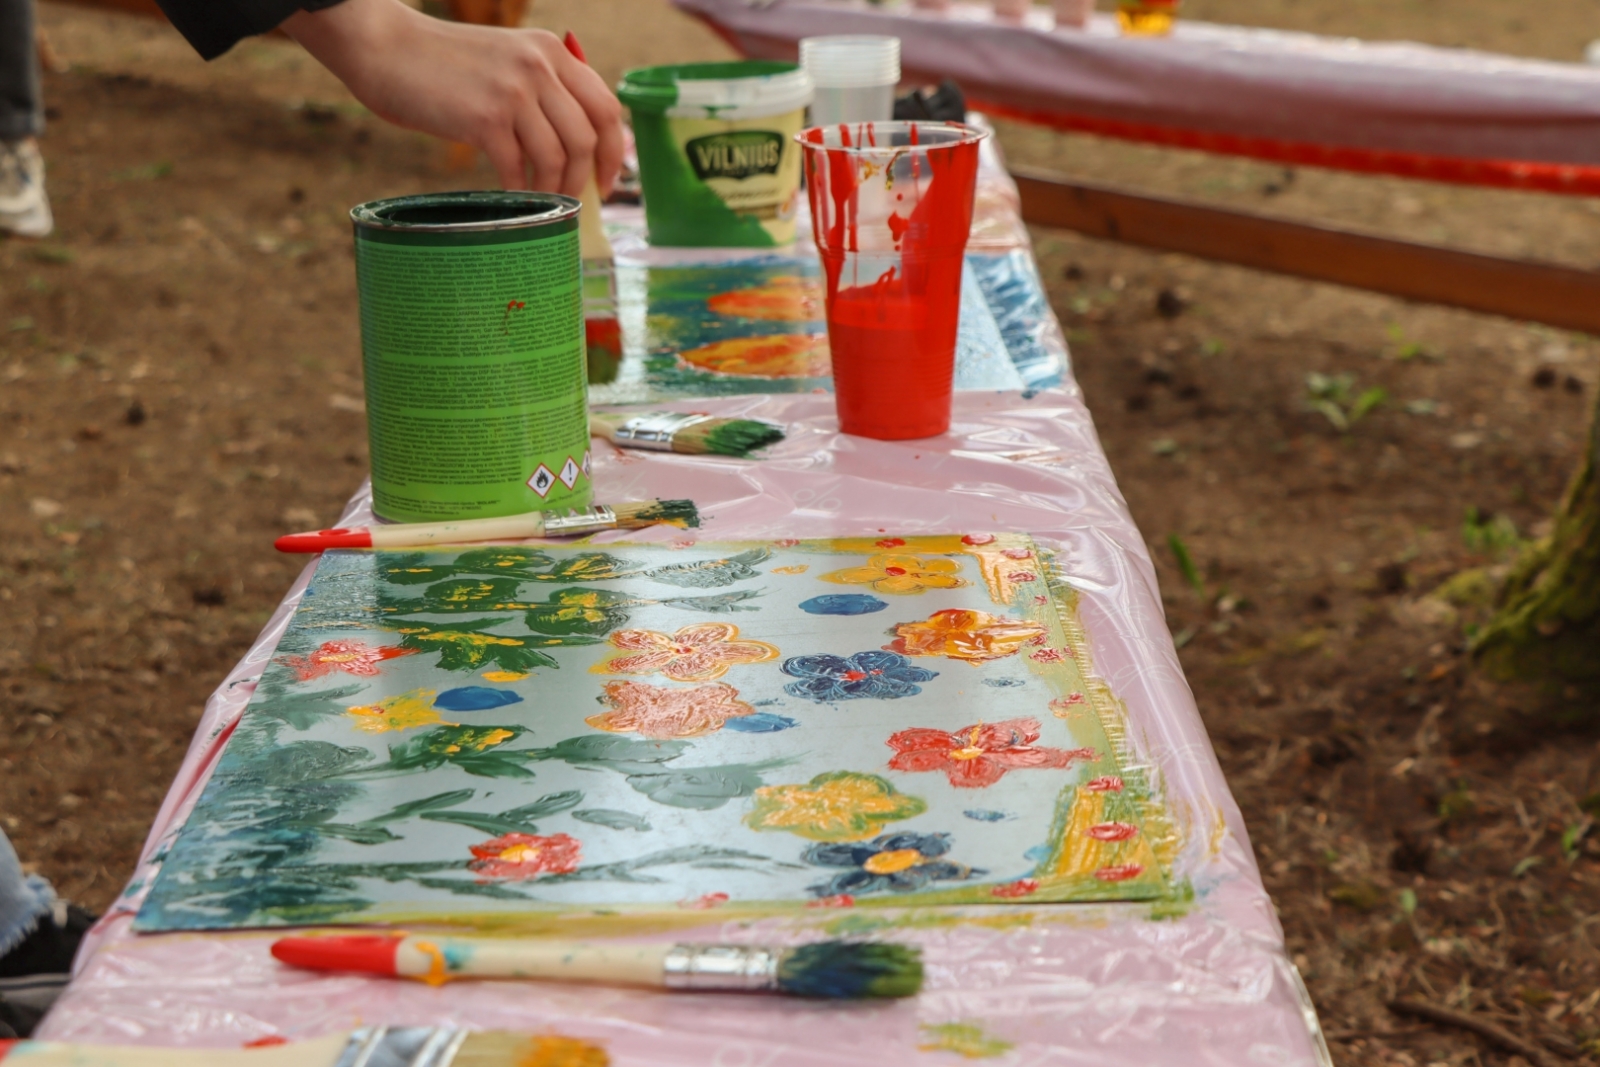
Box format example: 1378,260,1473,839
0,139,54,239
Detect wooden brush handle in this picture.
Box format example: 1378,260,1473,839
398,937,673,987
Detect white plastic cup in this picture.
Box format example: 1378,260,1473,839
800,36,901,127
1054,0,1094,28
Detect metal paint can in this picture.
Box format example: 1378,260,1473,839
350,192,591,523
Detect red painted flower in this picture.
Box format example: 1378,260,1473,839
886,717,1095,789
1085,822,1139,842
961,533,995,546
1084,776,1124,792
1094,863,1145,882
1048,693,1088,718
679,892,729,910
775,538,801,548
1007,570,1038,583
276,639,414,682
1029,647,1066,663
806,894,856,908
1001,547,1032,561
468,832,581,881
875,537,906,548
1033,594,1050,605
990,878,1039,898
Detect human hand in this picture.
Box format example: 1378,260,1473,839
284,0,624,196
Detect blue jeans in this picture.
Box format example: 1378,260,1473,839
0,829,54,956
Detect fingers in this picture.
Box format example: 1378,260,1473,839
556,59,626,197
483,131,528,192
530,67,599,197
514,100,568,194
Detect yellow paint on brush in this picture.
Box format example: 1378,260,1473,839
515,1034,611,1067
410,939,451,986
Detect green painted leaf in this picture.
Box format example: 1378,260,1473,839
317,823,402,845
573,808,652,832
500,790,584,820
381,725,529,774
360,789,475,827
420,811,542,836
645,547,770,588
254,683,367,731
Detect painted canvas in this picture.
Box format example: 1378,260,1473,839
591,257,1027,404
135,535,1168,932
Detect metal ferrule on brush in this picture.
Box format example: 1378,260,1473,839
613,412,712,451
538,505,618,536
334,1026,469,1067
662,944,783,992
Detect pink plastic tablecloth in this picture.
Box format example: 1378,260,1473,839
677,0,1600,191
38,388,1329,1066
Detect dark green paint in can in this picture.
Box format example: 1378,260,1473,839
350,192,591,523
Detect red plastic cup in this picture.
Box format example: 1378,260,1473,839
798,121,987,440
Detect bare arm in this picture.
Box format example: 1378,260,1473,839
282,0,624,196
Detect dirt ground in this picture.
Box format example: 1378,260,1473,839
4,1,1600,1063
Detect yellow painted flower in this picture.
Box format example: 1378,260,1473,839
820,553,967,596
592,623,779,683
771,565,809,575
887,608,1046,664
746,771,926,842
345,689,451,734
516,1033,610,1067
482,670,527,682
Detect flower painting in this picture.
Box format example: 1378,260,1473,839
593,623,779,682
802,832,980,897
586,680,756,739
746,771,927,842
887,718,1095,788
137,535,1163,934
780,650,937,702
278,639,415,682
887,608,1046,665
819,553,968,596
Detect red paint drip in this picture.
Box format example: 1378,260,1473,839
0,1039,16,1060
271,934,402,975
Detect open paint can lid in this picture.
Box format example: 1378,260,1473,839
350,191,580,233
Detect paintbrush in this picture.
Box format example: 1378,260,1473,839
271,934,923,999
563,31,623,386
274,499,699,553
592,411,785,458
0,1027,578,1066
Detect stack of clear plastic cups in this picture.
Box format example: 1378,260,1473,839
800,36,901,127
798,121,987,440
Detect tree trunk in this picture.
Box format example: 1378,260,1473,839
1472,389,1600,694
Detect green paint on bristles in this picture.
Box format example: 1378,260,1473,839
688,418,785,458
615,498,702,529
775,941,923,999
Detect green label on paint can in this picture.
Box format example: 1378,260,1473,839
352,193,590,523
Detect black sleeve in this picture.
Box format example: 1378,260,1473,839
153,0,349,61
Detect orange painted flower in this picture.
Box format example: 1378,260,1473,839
586,680,755,739
706,275,823,321
678,892,730,910
991,878,1040,898
1084,776,1124,792
1093,863,1145,882
887,717,1095,789
277,639,414,682
678,333,831,379
887,608,1047,665
592,623,779,682
468,833,581,881
820,553,967,596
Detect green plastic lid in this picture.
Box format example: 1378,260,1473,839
618,60,813,118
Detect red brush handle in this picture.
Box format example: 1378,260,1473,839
271,934,402,975
274,528,375,553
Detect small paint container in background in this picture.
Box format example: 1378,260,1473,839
800,36,901,127
619,61,813,248
350,192,591,523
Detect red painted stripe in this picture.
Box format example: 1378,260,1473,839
974,98,1600,197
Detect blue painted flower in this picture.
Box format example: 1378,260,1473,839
802,832,981,897
723,712,798,733
780,650,937,702
981,677,1026,688
963,809,1012,822
434,686,525,712
798,594,888,616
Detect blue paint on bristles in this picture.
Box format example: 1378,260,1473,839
775,941,924,999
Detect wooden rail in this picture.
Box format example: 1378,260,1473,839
1011,167,1600,335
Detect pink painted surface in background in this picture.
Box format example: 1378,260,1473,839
39,390,1330,1065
